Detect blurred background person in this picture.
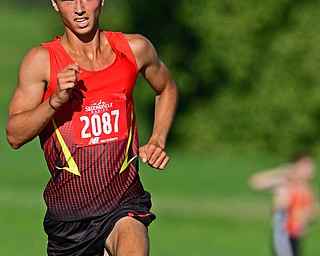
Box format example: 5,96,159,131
249,154,319,256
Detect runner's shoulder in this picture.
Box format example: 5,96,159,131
20,45,50,76
21,45,50,68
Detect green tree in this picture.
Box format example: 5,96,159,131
173,0,320,156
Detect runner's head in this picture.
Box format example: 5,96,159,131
291,154,316,180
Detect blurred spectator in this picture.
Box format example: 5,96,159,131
249,154,319,256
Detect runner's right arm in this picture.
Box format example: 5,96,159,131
6,46,80,149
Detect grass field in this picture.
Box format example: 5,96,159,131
1,6,319,256
1,139,320,255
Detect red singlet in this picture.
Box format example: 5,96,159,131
40,31,145,221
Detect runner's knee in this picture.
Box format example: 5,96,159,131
105,217,149,256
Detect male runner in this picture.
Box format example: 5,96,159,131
6,0,178,255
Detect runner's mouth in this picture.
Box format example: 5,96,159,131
75,18,88,23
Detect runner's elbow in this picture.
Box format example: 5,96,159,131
7,136,23,149
6,129,26,149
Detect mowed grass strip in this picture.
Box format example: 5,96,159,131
152,195,270,221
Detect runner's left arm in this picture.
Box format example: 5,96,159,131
127,34,179,170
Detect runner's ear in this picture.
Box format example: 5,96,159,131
101,0,105,7
51,0,59,12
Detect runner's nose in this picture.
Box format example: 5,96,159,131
75,0,85,15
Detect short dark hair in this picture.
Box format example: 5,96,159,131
290,153,312,163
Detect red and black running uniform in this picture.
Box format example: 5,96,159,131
40,31,150,221
39,31,155,255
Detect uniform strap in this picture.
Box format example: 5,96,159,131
104,31,138,72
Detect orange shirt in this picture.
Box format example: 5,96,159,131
285,180,315,237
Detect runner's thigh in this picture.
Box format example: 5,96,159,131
105,216,149,256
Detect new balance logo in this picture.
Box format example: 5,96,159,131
89,137,100,145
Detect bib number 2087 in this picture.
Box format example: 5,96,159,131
72,93,128,147
80,110,119,138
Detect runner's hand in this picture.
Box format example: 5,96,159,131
139,143,170,170
52,63,82,107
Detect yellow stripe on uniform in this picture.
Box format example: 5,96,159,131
120,112,137,173
52,118,81,176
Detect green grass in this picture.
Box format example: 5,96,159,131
1,143,319,255
140,153,320,256
1,6,319,256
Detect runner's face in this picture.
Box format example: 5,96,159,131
293,157,316,180
51,0,104,36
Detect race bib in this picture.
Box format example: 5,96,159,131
72,93,128,147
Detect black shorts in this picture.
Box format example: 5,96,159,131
44,192,156,256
